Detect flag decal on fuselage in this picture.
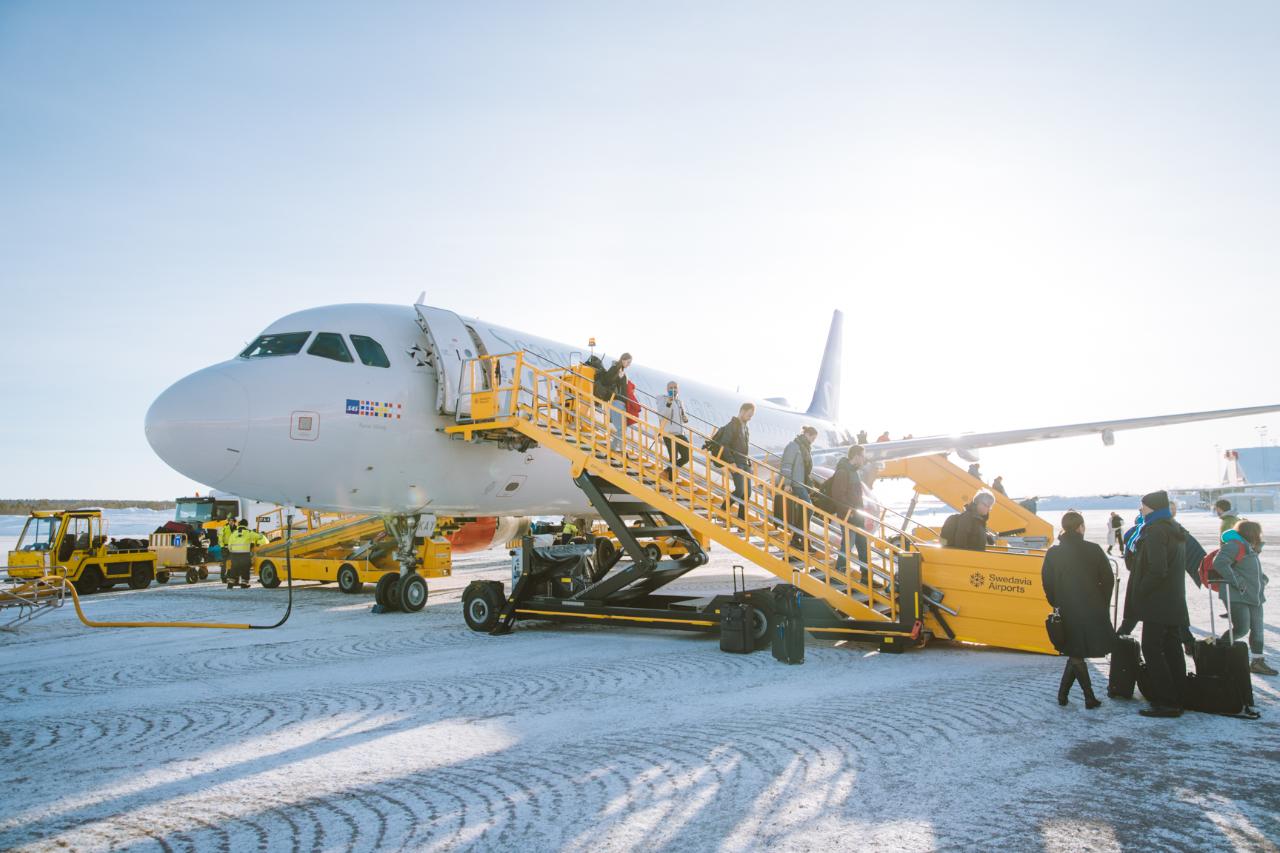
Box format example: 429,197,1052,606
346,399,402,419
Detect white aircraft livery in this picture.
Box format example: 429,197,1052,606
145,301,1280,525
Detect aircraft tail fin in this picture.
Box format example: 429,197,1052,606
805,309,842,423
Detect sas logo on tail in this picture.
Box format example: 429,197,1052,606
345,399,402,419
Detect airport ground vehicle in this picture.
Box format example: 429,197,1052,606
6,510,158,594
251,514,452,609
452,353,1057,654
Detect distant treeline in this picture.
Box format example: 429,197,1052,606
0,500,175,515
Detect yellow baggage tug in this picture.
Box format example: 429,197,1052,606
7,509,159,594
447,353,1056,655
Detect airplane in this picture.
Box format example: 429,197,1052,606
145,300,1280,573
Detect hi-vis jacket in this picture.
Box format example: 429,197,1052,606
227,528,268,554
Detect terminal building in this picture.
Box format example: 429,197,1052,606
1180,445,1280,513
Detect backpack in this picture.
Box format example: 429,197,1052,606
1199,541,1246,591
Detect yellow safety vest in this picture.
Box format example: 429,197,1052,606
217,524,234,547
227,528,267,553
563,523,578,537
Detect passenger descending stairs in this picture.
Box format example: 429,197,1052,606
444,353,912,628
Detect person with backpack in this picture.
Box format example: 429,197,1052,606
778,427,817,549
659,380,690,480
940,492,994,551
1128,490,1190,718
1041,511,1115,708
824,445,868,573
709,403,754,520
1212,520,1276,675
592,353,632,452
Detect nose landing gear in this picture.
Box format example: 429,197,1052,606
372,513,435,614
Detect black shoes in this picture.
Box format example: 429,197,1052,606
1084,696,1102,710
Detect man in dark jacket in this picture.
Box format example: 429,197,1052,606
1129,490,1190,718
711,403,755,520
592,353,632,452
828,446,868,569
940,492,994,551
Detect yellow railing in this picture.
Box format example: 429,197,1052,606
449,352,913,622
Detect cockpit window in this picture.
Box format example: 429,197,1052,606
350,335,390,368
239,332,311,359
307,332,354,363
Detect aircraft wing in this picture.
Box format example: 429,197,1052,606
841,403,1280,464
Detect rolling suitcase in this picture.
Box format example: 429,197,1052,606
771,583,805,664
720,566,754,654
1183,578,1259,719
1108,636,1142,699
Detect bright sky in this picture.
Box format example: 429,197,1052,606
2,2,1277,501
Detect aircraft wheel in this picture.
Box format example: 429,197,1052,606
156,571,170,584
643,543,662,564
399,574,428,613
128,566,152,590
375,574,401,611
337,563,363,594
74,566,102,596
463,581,504,632
185,568,199,584
749,597,776,651
259,561,281,589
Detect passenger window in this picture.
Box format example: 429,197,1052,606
307,332,354,363
351,335,390,368
240,332,311,358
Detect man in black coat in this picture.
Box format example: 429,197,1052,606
940,492,994,551
710,403,755,520
1129,490,1190,718
828,446,869,571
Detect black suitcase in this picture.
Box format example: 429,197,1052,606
1183,581,1259,718
1108,636,1142,699
771,584,805,664
720,566,754,654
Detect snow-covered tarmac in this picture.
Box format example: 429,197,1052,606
1,511,1277,852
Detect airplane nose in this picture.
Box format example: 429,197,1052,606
145,367,250,487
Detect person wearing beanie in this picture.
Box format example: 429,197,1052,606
1129,489,1190,717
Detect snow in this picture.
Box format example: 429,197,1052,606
0,511,1277,851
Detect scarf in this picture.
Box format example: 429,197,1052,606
1126,508,1171,553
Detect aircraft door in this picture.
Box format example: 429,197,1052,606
414,304,479,415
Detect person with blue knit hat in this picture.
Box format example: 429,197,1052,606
1129,490,1191,718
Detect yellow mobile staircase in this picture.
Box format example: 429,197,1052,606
445,353,1056,655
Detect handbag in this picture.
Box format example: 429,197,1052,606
1045,608,1068,653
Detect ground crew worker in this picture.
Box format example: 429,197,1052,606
559,518,579,545
226,522,268,589
218,518,237,582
